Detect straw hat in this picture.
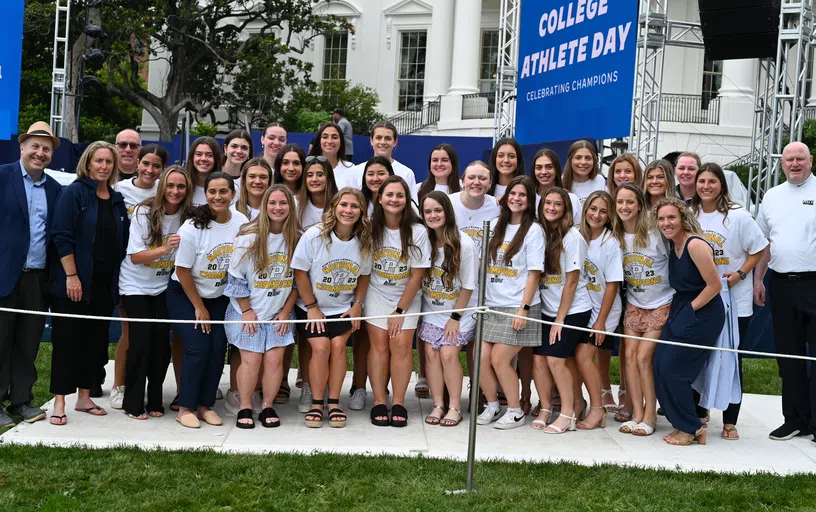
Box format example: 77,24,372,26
18,121,61,149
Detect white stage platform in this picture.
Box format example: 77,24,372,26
2,363,814,475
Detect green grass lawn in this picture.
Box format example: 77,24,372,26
0,343,803,512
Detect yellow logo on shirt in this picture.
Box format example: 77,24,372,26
488,242,519,280
623,252,661,291
703,230,730,266
253,252,293,296
422,266,459,304
200,243,234,283
317,259,360,297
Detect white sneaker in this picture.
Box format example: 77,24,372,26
298,383,313,413
251,391,263,414
494,408,526,430
109,385,125,409
349,388,367,410
224,389,241,415
476,403,503,425
216,388,224,400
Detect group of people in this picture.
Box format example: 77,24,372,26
0,119,814,448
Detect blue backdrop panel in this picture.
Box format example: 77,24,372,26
515,0,637,145
0,0,24,140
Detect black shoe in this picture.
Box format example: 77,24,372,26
89,386,104,398
769,423,809,441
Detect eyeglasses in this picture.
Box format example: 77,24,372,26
305,156,328,164
116,142,141,150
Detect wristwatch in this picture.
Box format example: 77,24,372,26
352,299,365,308
395,306,405,314
521,303,531,311
736,270,747,281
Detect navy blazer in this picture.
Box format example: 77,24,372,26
0,161,63,297
50,178,129,304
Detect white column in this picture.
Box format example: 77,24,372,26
718,59,756,128
424,0,455,100
808,58,816,106
447,0,482,95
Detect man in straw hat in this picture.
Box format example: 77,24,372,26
0,121,63,428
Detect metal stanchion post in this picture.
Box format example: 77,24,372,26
447,220,490,495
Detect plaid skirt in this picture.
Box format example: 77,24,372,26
482,304,542,347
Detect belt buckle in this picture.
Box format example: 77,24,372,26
22,268,33,273
788,273,801,281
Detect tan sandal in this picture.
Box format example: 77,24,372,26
440,408,462,427
722,424,740,440
176,413,201,429
198,409,223,426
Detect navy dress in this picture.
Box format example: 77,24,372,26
654,236,725,434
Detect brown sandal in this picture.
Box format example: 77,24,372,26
721,424,740,440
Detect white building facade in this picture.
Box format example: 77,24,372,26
140,0,815,167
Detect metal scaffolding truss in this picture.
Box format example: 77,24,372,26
49,0,71,138
492,0,520,143
747,1,814,212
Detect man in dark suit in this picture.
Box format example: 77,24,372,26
0,121,63,427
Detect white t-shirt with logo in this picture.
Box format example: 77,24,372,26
570,175,607,210
622,230,675,309
756,174,816,273
119,206,182,296
539,227,592,317
584,229,624,332
369,223,432,302
291,225,373,315
449,192,501,254
118,178,158,219
171,210,249,299
300,198,325,231
535,192,582,226
228,232,294,320
698,207,768,317
485,220,546,308
421,233,478,332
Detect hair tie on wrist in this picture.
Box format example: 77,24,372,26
66,273,77,277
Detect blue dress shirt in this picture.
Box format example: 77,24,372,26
20,162,48,269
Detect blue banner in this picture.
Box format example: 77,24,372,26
515,0,638,145
0,0,24,140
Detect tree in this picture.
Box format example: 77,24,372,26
281,80,383,134
92,0,350,140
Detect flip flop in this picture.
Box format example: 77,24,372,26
75,405,107,416
49,414,67,426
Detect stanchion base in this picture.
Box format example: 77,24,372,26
445,489,477,495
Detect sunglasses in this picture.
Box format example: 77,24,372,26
305,155,328,164
116,142,141,150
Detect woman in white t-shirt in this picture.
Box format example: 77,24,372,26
292,188,372,428
119,166,191,419
612,183,675,436
119,144,167,218
643,159,677,211
273,144,305,195
580,191,625,415
297,156,338,231
487,138,525,200
693,163,768,441
607,154,643,202
366,175,432,427
563,140,606,212
531,148,581,226
532,187,592,433
477,176,545,430
361,157,395,217
167,172,249,429
185,137,223,207
309,123,353,187
417,144,462,202
233,158,272,221
418,191,476,427
225,185,299,429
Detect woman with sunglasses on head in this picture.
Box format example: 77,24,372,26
531,148,581,225
366,175,431,427
419,191,477,427
119,166,192,420
477,176,545,430
292,188,372,428
563,140,606,213
260,123,287,170
643,160,677,211
225,185,299,429
613,183,675,437
167,172,249,429
692,163,767,441
487,138,524,200
273,144,305,196
418,144,462,201
310,123,353,187
233,158,272,221
186,137,223,207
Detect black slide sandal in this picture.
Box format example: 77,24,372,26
258,408,280,428
235,408,255,429
370,404,389,427
391,404,408,428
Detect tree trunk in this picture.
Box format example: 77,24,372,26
64,6,102,142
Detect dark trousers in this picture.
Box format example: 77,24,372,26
166,280,228,411
121,293,171,416
0,270,47,407
50,271,114,396
692,316,751,424
768,272,816,431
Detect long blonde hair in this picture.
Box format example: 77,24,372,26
234,158,273,218
612,183,650,250
137,165,193,247
236,185,298,274
607,154,643,199
643,159,677,209
579,190,615,245
321,188,372,259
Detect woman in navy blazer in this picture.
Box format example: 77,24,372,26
48,141,129,425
